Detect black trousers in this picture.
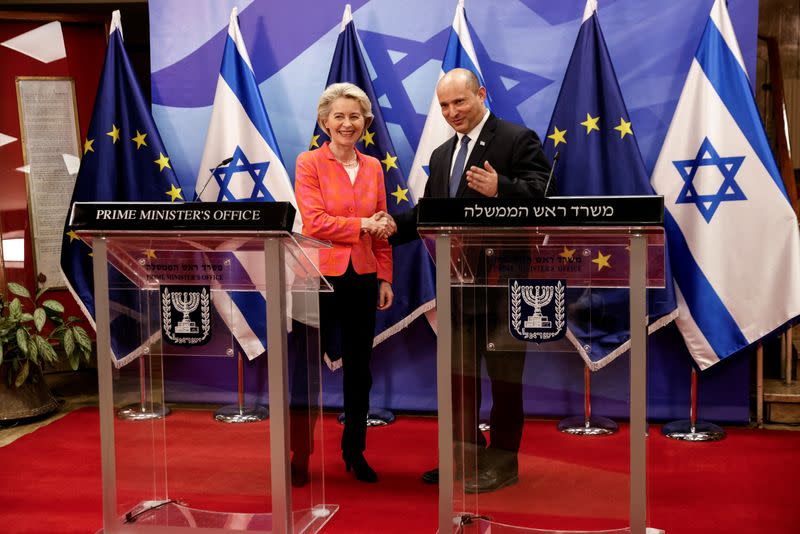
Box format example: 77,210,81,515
320,263,378,454
454,286,526,464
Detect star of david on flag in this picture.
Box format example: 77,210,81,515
207,146,273,202
651,0,800,369
308,4,436,349
195,7,301,360
673,137,746,223
542,0,677,370
60,10,185,367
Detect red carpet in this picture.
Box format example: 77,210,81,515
1,407,799,533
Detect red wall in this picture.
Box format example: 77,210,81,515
0,15,106,328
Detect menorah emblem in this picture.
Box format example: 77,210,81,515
172,291,201,334
521,285,554,329
161,285,212,346
509,279,566,343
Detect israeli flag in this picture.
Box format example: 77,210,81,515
195,7,299,229
195,7,299,360
406,0,490,202
651,0,800,369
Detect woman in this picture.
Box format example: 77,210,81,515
295,83,394,483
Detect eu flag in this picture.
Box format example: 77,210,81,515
60,11,184,367
310,5,436,350
542,1,676,369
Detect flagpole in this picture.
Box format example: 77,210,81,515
557,363,617,435
661,367,725,441
214,350,268,423
116,354,170,421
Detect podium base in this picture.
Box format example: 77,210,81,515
214,404,268,423
661,419,725,441
117,403,170,421
95,501,338,533
557,415,618,436
337,408,395,426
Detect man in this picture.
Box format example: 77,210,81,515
391,68,553,493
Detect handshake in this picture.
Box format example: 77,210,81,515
361,211,397,240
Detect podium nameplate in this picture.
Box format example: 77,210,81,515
417,195,663,227
69,201,295,232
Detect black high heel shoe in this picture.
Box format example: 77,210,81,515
343,451,378,483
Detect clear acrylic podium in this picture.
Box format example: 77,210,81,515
70,202,335,534
417,197,666,534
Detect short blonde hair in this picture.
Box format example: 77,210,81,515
317,82,374,136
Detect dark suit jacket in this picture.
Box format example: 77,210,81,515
392,113,553,244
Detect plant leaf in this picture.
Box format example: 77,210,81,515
63,328,75,357
72,326,92,351
9,298,22,318
14,360,29,387
8,282,30,299
34,335,51,361
20,313,34,323
35,287,48,301
67,316,83,323
16,328,28,355
42,300,64,313
27,334,38,364
33,308,46,332
69,354,79,371
39,338,58,363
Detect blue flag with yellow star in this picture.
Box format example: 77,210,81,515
542,0,676,370
60,11,184,367
310,5,436,351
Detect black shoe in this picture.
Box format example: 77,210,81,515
463,465,518,494
421,467,439,484
343,451,378,483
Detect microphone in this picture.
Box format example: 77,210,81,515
544,151,559,197
194,156,233,201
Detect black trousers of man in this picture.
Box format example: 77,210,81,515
453,286,526,484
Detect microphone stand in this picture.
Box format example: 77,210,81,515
194,157,233,201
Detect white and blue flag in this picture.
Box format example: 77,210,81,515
651,0,800,369
406,0,490,203
195,7,300,360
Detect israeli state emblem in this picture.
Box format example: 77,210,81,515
161,285,212,346
509,279,566,342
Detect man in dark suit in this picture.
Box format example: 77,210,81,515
390,68,553,493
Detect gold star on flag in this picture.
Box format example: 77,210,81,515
131,130,148,149
547,126,566,147
592,250,612,271
390,184,409,204
361,129,375,147
66,230,79,243
106,124,120,143
381,152,398,171
83,139,94,154
144,249,157,259
309,134,320,149
154,152,171,171
166,183,183,202
614,118,633,139
580,113,600,134
558,245,576,260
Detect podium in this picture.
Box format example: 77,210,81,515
70,202,335,534
417,196,666,534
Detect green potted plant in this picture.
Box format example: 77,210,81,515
0,282,93,420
